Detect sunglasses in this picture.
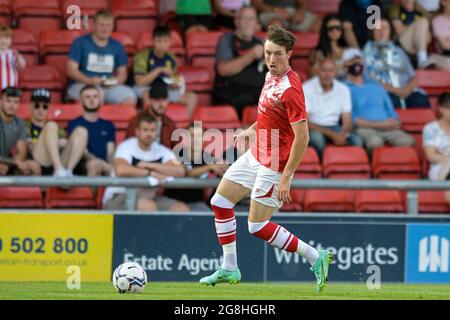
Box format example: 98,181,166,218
327,25,342,32
34,103,49,111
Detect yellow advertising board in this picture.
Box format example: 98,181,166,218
0,213,113,281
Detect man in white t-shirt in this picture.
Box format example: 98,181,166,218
102,113,189,212
303,58,363,157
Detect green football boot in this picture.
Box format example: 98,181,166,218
199,267,241,286
310,249,334,292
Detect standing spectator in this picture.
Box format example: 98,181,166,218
310,15,348,79
304,58,363,158
68,85,115,177
0,25,26,90
389,0,433,68
430,0,450,72
67,10,137,106
26,89,87,177
0,87,40,176
342,48,415,154
364,17,430,108
176,0,212,33
213,0,251,30
103,114,189,212
133,26,198,117
339,0,386,48
126,83,177,149
423,92,450,205
214,6,266,118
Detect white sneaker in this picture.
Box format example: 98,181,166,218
53,168,68,178
66,170,74,178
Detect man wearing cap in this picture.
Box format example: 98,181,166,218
342,48,415,155
26,89,88,177
0,86,40,176
126,82,177,149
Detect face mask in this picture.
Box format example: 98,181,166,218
348,63,364,76
355,0,373,10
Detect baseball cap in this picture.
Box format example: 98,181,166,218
1,86,22,97
149,82,168,99
342,48,363,63
31,88,51,103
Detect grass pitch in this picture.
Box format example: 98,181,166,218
0,282,449,300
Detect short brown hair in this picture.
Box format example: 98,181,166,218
136,113,157,128
94,9,115,22
266,25,296,52
0,25,12,37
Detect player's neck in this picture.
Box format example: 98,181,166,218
32,118,45,128
270,65,290,77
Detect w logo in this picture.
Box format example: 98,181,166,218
418,236,449,273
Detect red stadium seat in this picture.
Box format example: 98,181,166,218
308,0,341,16
0,0,11,26
418,191,450,214
296,147,322,178
62,0,109,31
45,187,97,209
397,109,436,133
291,59,311,82
13,0,62,39
111,32,136,55
98,104,137,130
47,103,83,128
355,190,405,213
166,103,190,129
186,31,224,80
292,32,319,57
111,0,158,43
242,105,258,126
0,187,44,208
372,147,422,180
323,146,371,179
116,130,127,145
19,65,63,103
137,31,186,66
178,66,213,106
304,189,355,212
12,29,39,66
193,105,241,130
416,70,450,96
16,103,31,120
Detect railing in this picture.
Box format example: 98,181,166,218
0,176,449,215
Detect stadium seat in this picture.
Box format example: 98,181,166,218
415,69,450,97
111,0,158,43
166,103,190,129
291,59,311,82
296,147,322,178
137,31,186,66
418,191,450,214
242,105,258,126
13,0,62,39
322,146,371,179
193,105,241,130
355,190,405,213
47,103,83,128
111,32,136,56
116,130,127,145
397,109,436,133
62,0,109,31
12,29,39,66
308,0,341,16
45,187,97,209
372,147,422,180
16,103,31,120
304,189,355,212
0,0,10,26
177,66,213,106
186,31,224,80
292,32,319,57
0,187,44,208
19,65,63,103
98,104,137,130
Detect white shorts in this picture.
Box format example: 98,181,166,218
223,150,283,208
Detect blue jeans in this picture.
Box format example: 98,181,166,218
309,125,364,158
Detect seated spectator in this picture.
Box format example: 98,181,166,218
252,0,320,32
133,26,197,117
310,15,348,79
67,10,137,106
213,0,252,30
339,0,386,48
0,26,26,90
364,17,430,108
126,83,177,149
389,0,433,68
423,92,450,205
430,0,450,72
102,114,189,212
176,0,212,33
342,48,415,154
304,58,363,158
68,85,115,177
26,89,87,178
213,6,266,118
0,87,40,176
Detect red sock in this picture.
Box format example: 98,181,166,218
253,222,298,253
212,205,236,245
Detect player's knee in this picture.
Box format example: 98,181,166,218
210,192,235,209
248,220,269,235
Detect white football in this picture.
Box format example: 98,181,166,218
112,262,147,293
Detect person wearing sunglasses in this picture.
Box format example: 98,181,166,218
25,89,88,178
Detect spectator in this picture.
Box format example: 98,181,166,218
389,0,433,68
342,48,415,154
102,113,189,212
67,10,137,106
252,0,320,32
26,89,87,178
423,92,450,205
0,25,26,90
176,0,212,33
126,83,177,149
133,26,198,117
213,0,251,30
364,17,430,108
68,85,115,177
304,58,363,158
213,6,266,118
338,0,386,48
0,87,40,176
430,0,450,72
310,15,348,79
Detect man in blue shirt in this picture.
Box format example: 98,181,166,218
68,85,116,177
67,10,137,106
342,48,414,154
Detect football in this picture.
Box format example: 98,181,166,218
112,262,147,293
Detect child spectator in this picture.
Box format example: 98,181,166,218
0,26,26,90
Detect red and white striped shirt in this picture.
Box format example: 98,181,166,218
0,49,19,89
